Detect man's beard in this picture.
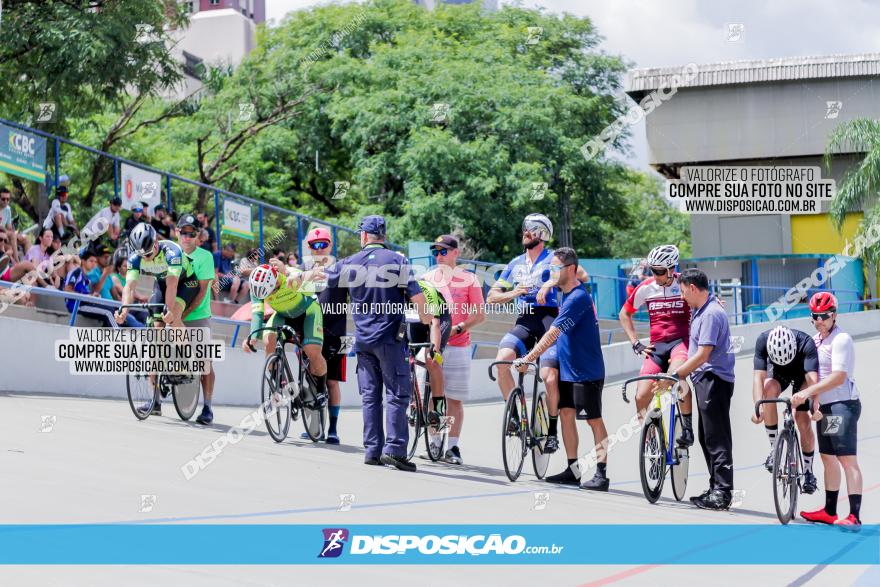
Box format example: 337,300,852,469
523,238,542,250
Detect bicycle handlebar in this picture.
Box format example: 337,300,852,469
755,397,792,419
488,360,542,382
246,325,300,352
620,374,681,404
119,303,167,314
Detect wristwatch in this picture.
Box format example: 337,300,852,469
455,324,464,335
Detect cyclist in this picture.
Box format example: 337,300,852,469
618,244,694,446
406,278,452,455
797,293,863,529
242,261,328,406
115,223,201,416
488,213,590,454
751,325,819,493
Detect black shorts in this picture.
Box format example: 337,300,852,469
150,275,200,310
321,331,347,382
499,307,559,356
767,370,811,412
558,379,604,420
407,313,452,352
647,337,687,371
817,400,861,456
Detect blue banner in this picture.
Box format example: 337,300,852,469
0,123,47,183
0,524,876,565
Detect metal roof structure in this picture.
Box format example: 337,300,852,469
625,53,880,94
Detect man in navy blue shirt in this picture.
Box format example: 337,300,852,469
516,247,609,491
325,215,430,471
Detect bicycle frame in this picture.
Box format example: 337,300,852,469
488,361,544,448
622,374,687,466
755,398,804,485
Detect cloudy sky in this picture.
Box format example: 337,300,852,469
263,0,880,168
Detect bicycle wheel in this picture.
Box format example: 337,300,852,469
639,415,666,503
501,388,528,482
424,385,446,462
406,369,424,460
772,430,799,524
126,374,155,420
171,375,200,421
261,353,292,443
300,372,326,442
670,412,689,501
531,390,551,479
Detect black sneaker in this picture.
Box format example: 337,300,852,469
443,446,463,465
380,454,417,472
692,489,731,511
581,472,610,492
150,402,162,416
195,406,213,425
364,456,381,466
545,465,580,486
678,427,695,447
803,471,818,494
689,488,712,505
543,435,559,454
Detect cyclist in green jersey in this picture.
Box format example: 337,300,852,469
243,259,328,401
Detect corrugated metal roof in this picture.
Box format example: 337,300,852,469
625,53,880,93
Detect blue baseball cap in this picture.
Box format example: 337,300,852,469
358,215,386,236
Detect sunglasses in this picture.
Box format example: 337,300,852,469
180,231,198,238
0,197,10,202
431,248,449,256
811,312,834,321
650,267,668,276
548,263,574,272
309,241,330,250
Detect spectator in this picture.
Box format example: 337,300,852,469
123,205,147,235
198,228,210,250
64,247,142,327
271,248,286,263
82,196,122,245
43,185,78,241
197,213,216,252
214,243,246,303
86,243,115,301
150,204,172,239
288,251,301,268
0,231,40,299
0,186,17,260
25,228,55,287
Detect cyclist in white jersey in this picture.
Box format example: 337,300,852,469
794,293,862,529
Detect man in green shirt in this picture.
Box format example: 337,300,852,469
178,214,217,425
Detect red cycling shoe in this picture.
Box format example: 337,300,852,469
800,508,838,525
834,514,862,531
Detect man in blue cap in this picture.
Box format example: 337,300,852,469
325,215,431,471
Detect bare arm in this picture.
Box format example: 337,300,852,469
674,345,712,379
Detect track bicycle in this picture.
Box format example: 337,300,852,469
755,397,806,524
406,342,453,461
489,360,551,482
622,374,692,503
247,325,327,443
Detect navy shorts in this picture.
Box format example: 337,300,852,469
499,307,558,357
817,399,860,456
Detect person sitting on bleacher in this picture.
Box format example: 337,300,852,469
64,245,143,328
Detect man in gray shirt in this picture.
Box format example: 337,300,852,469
673,268,736,510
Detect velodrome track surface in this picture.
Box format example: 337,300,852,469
1,336,878,586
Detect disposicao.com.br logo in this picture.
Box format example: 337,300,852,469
318,528,563,558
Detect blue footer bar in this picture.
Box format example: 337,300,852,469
0,524,877,564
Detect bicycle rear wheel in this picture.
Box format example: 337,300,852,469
670,412,689,501
501,388,528,482
772,430,799,524
406,369,424,460
261,353,292,443
301,372,327,442
170,375,200,421
639,415,666,503
126,374,155,420
531,390,551,479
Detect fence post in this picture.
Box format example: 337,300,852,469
113,159,119,201
54,138,60,188
214,190,222,252
297,215,304,262
331,226,338,258
750,259,760,306
258,204,264,263
165,175,172,211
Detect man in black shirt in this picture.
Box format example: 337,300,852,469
752,325,820,493
150,205,172,240
197,213,216,253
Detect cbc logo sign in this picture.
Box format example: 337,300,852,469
9,132,36,156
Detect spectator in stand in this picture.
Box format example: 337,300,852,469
86,243,115,301
0,186,18,260
43,185,78,242
64,246,142,327
214,243,246,303
82,196,122,245
271,248,286,263
198,228,210,250
123,204,147,235
25,228,55,288
197,213,216,253
288,251,301,268
0,231,40,298
150,204,173,239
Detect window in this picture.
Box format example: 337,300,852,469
182,51,205,80
209,0,221,6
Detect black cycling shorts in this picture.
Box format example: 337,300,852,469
558,379,605,420
648,337,687,371
817,399,861,456
499,307,559,356
767,369,811,412
321,331,347,382
150,275,200,311
407,313,452,353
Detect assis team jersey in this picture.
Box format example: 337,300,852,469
622,274,690,343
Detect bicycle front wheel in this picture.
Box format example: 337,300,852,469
171,375,200,421
772,430,799,524
261,353,292,443
501,388,527,482
424,386,446,462
301,373,327,442
670,412,689,501
531,390,551,479
126,374,155,420
406,369,424,461
639,416,666,503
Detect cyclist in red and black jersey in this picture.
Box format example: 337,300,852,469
619,244,694,446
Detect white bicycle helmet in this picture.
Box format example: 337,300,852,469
128,222,157,256
250,264,279,300
522,213,553,242
646,244,680,269
766,326,798,366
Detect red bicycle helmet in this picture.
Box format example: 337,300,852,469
306,227,331,244
809,292,837,313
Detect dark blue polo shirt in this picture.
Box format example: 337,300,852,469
325,244,421,349
552,284,604,382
